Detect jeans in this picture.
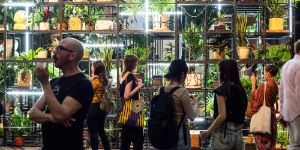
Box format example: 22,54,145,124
287,115,300,150
121,125,144,150
161,124,191,150
209,122,244,150
87,103,110,150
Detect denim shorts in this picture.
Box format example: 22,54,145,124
209,122,244,150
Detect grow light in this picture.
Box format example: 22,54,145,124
83,44,124,48
120,11,183,16
7,91,43,95
2,2,35,7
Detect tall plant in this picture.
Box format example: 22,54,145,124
183,25,203,61
101,48,114,76
236,12,248,47
266,0,286,18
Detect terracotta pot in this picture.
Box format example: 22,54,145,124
214,51,225,59
83,51,89,59
68,17,82,30
238,46,250,59
246,136,253,143
17,70,31,87
269,18,284,30
85,23,94,30
15,136,24,146
57,23,67,31
185,72,201,87
38,51,48,58
190,132,201,148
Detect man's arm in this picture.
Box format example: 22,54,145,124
28,95,55,123
42,83,82,123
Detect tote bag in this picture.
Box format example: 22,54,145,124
250,82,271,134
117,92,145,127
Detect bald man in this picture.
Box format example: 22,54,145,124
29,38,94,150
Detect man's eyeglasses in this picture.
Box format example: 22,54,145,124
54,45,75,53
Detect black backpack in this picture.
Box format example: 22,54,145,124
148,86,185,149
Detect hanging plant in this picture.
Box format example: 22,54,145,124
149,0,175,13
123,0,145,15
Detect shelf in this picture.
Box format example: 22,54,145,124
91,1,118,6
6,30,59,34
63,1,90,5
177,1,235,6
35,2,60,6
120,30,146,34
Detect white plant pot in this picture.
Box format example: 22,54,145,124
33,23,39,30
95,20,113,30
38,51,48,58
152,14,161,30
238,46,250,59
49,0,58,2
39,22,50,30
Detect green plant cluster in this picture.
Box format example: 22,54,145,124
265,45,291,63
207,64,218,88
183,25,204,61
101,48,114,76
203,93,214,113
266,0,286,18
65,4,84,18
277,123,289,147
241,76,251,101
150,0,175,13
10,107,31,137
164,42,175,61
123,0,145,15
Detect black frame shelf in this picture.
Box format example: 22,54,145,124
0,0,296,148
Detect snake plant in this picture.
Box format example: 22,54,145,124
236,12,248,47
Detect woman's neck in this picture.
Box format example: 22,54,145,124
166,80,181,87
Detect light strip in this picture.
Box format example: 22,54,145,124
289,0,293,34
120,11,183,16
7,91,43,95
145,0,149,33
83,44,124,48
3,2,35,7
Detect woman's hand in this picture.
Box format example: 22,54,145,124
200,130,210,139
137,79,144,88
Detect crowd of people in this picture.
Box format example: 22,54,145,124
28,37,300,150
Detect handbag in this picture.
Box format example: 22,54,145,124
250,82,271,134
98,84,115,114
117,92,145,127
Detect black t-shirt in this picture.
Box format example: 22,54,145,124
119,73,139,100
213,83,247,124
42,73,94,150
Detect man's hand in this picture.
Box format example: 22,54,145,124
35,65,49,86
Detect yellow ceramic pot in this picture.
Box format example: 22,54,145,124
269,18,284,30
68,17,82,30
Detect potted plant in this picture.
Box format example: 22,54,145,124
83,47,89,59
82,7,103,30
207,64,219,88
10,107,31,146
164,42,175,61
211,10,230,31
101,48,114,76
53,9,67,31
207,35,230,59
28,9,43,30
150,0,175,31
265,45,291,63
236,12,250,59
36,47,48,58
39,7,51,30
185,65,201,88
15,50,35,87
65,4,84,30
183,25,204,61
277,123,288,149
266,0,286,31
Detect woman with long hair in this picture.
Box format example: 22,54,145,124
251,64,279,150
163,59,195,149
201,59,247,149
87,60,110,150
118,55,144,150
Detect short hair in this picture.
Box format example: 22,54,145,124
164,59,188,82
61,37,84,61
265,64,278,76
294,39,300,54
